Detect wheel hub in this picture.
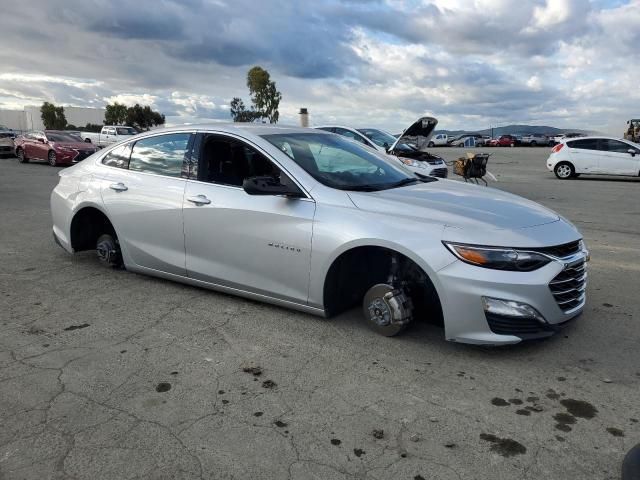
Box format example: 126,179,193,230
96,241,116,263
362,284,413,336
368,298,392,326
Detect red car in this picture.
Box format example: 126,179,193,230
15,130,99,166
488,135,516,147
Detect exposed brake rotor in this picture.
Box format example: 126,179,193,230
362,284,413,337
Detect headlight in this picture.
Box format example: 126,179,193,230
57,146,75,152
443,242,551,271
399,158,427,169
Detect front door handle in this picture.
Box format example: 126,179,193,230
109,182,128,192
187,194,211,205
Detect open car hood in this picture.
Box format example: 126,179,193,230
389,116,438,152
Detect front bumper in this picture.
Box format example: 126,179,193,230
435,249,588,345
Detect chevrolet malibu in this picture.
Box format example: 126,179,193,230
51,125,589,345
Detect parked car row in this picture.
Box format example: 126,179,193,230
425,132,564,147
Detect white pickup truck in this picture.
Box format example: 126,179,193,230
80,126,138,147
427,133,449,147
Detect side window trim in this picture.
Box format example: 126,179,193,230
101,142,133,169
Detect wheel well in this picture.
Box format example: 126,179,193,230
555,161,574,168
323,246,443,325
70,207,116,252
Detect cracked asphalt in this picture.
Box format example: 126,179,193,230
1,147,639,479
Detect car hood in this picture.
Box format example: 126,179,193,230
52,141,96,150
347,179,561,232
389,116,438,152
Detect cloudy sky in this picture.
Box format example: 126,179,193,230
1,0,638,134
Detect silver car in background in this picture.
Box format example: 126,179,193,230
316,117,449,178
51,124,588,345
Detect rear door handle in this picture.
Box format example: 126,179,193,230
109,182,128,192
187,194,211,205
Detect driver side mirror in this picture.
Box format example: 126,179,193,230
242,175,305,198
628,149,636,157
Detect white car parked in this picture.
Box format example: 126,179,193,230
547,136,640,179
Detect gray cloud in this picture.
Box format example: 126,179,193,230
0,0,638,134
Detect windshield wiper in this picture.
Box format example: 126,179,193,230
382,178,420,189
342,184,383,192
414,173,438,183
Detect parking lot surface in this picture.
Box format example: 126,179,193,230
1,147,639,479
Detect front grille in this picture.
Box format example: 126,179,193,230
0,145,11,152
549,260,587,313
533,240,581,258
486,313,576,340
430,167,448,178
486,313,550,336
73,149,94,162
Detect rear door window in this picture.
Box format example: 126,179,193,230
129,133,192,178
102,144,132,169
567,139,599,150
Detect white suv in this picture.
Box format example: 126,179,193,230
547,136,640,179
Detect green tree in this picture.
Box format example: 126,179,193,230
246,66,282,124
40,102,67,129
124,104,165,131
230,97,261,123
105,102,128,125
83,123,103,133
230,66,282,123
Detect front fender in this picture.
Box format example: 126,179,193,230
307,204,455,309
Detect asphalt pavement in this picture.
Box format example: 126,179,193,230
1,147,638,479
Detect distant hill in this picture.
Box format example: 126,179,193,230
434,125,594,137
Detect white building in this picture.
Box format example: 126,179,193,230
0,106,106,132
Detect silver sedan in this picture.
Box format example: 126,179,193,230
51,124,588,345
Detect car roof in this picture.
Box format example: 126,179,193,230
159,123,326,137
561,136,632,143
315,125,359,131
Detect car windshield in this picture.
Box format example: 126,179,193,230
356,128,397,149
46,133,82,142
261,132,418,191
117,127,137,135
